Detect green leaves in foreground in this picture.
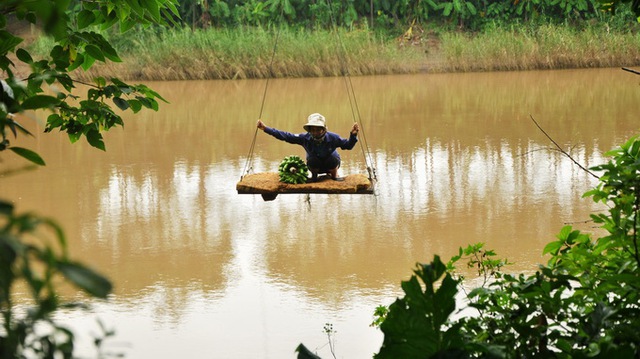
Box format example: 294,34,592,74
41,78,167,151
8,146,45,165
58,261,113,298
0,200,113,357
0,115,45,166
1,0,176,357
368,135,640,358
375,256,465,359
1,0,176,165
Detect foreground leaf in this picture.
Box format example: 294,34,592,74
8,147,46,165
58,261,113,298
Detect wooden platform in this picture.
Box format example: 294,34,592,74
237,172,374,201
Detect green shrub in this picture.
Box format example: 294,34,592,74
373,135,640,358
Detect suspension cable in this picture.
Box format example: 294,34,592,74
240,23,283,181
242,3,378,183
325,0,377,181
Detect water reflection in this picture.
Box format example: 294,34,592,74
1,68,639,358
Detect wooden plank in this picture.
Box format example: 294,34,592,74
237,172,374,196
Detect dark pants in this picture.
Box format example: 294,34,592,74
307,154,340,173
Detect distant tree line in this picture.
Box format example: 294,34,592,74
175,0,639,30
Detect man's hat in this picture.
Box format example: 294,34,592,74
303,113,326,132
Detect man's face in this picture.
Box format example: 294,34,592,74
308,126,326,140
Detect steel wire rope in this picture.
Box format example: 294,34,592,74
325,0,377,182
240,20,283,181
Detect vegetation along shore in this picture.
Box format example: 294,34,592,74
25,1,640,81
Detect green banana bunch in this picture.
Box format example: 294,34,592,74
278,155,309,184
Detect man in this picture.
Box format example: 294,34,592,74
257,113,359,182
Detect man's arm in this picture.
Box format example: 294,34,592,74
337,131,358,150
257,120,305,145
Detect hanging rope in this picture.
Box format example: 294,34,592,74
241,2,378,183
325,0,377,182
240,24,283,181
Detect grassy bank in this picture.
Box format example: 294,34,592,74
440,24,640,72
33,24,640,81
65,26,426,81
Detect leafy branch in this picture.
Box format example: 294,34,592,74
1,0,180,357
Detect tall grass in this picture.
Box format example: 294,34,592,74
75,26,424,81
27,24,640,80
441,24,640,72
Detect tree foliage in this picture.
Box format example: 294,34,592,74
1,0,178,158
0,200,113,358
177,0,640,30
1,0,178,357
371,135,640,358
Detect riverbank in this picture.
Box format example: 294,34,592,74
30,24,640,81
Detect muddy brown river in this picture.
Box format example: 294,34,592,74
2,68,639,358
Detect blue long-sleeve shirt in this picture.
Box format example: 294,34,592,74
264,127,358,161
